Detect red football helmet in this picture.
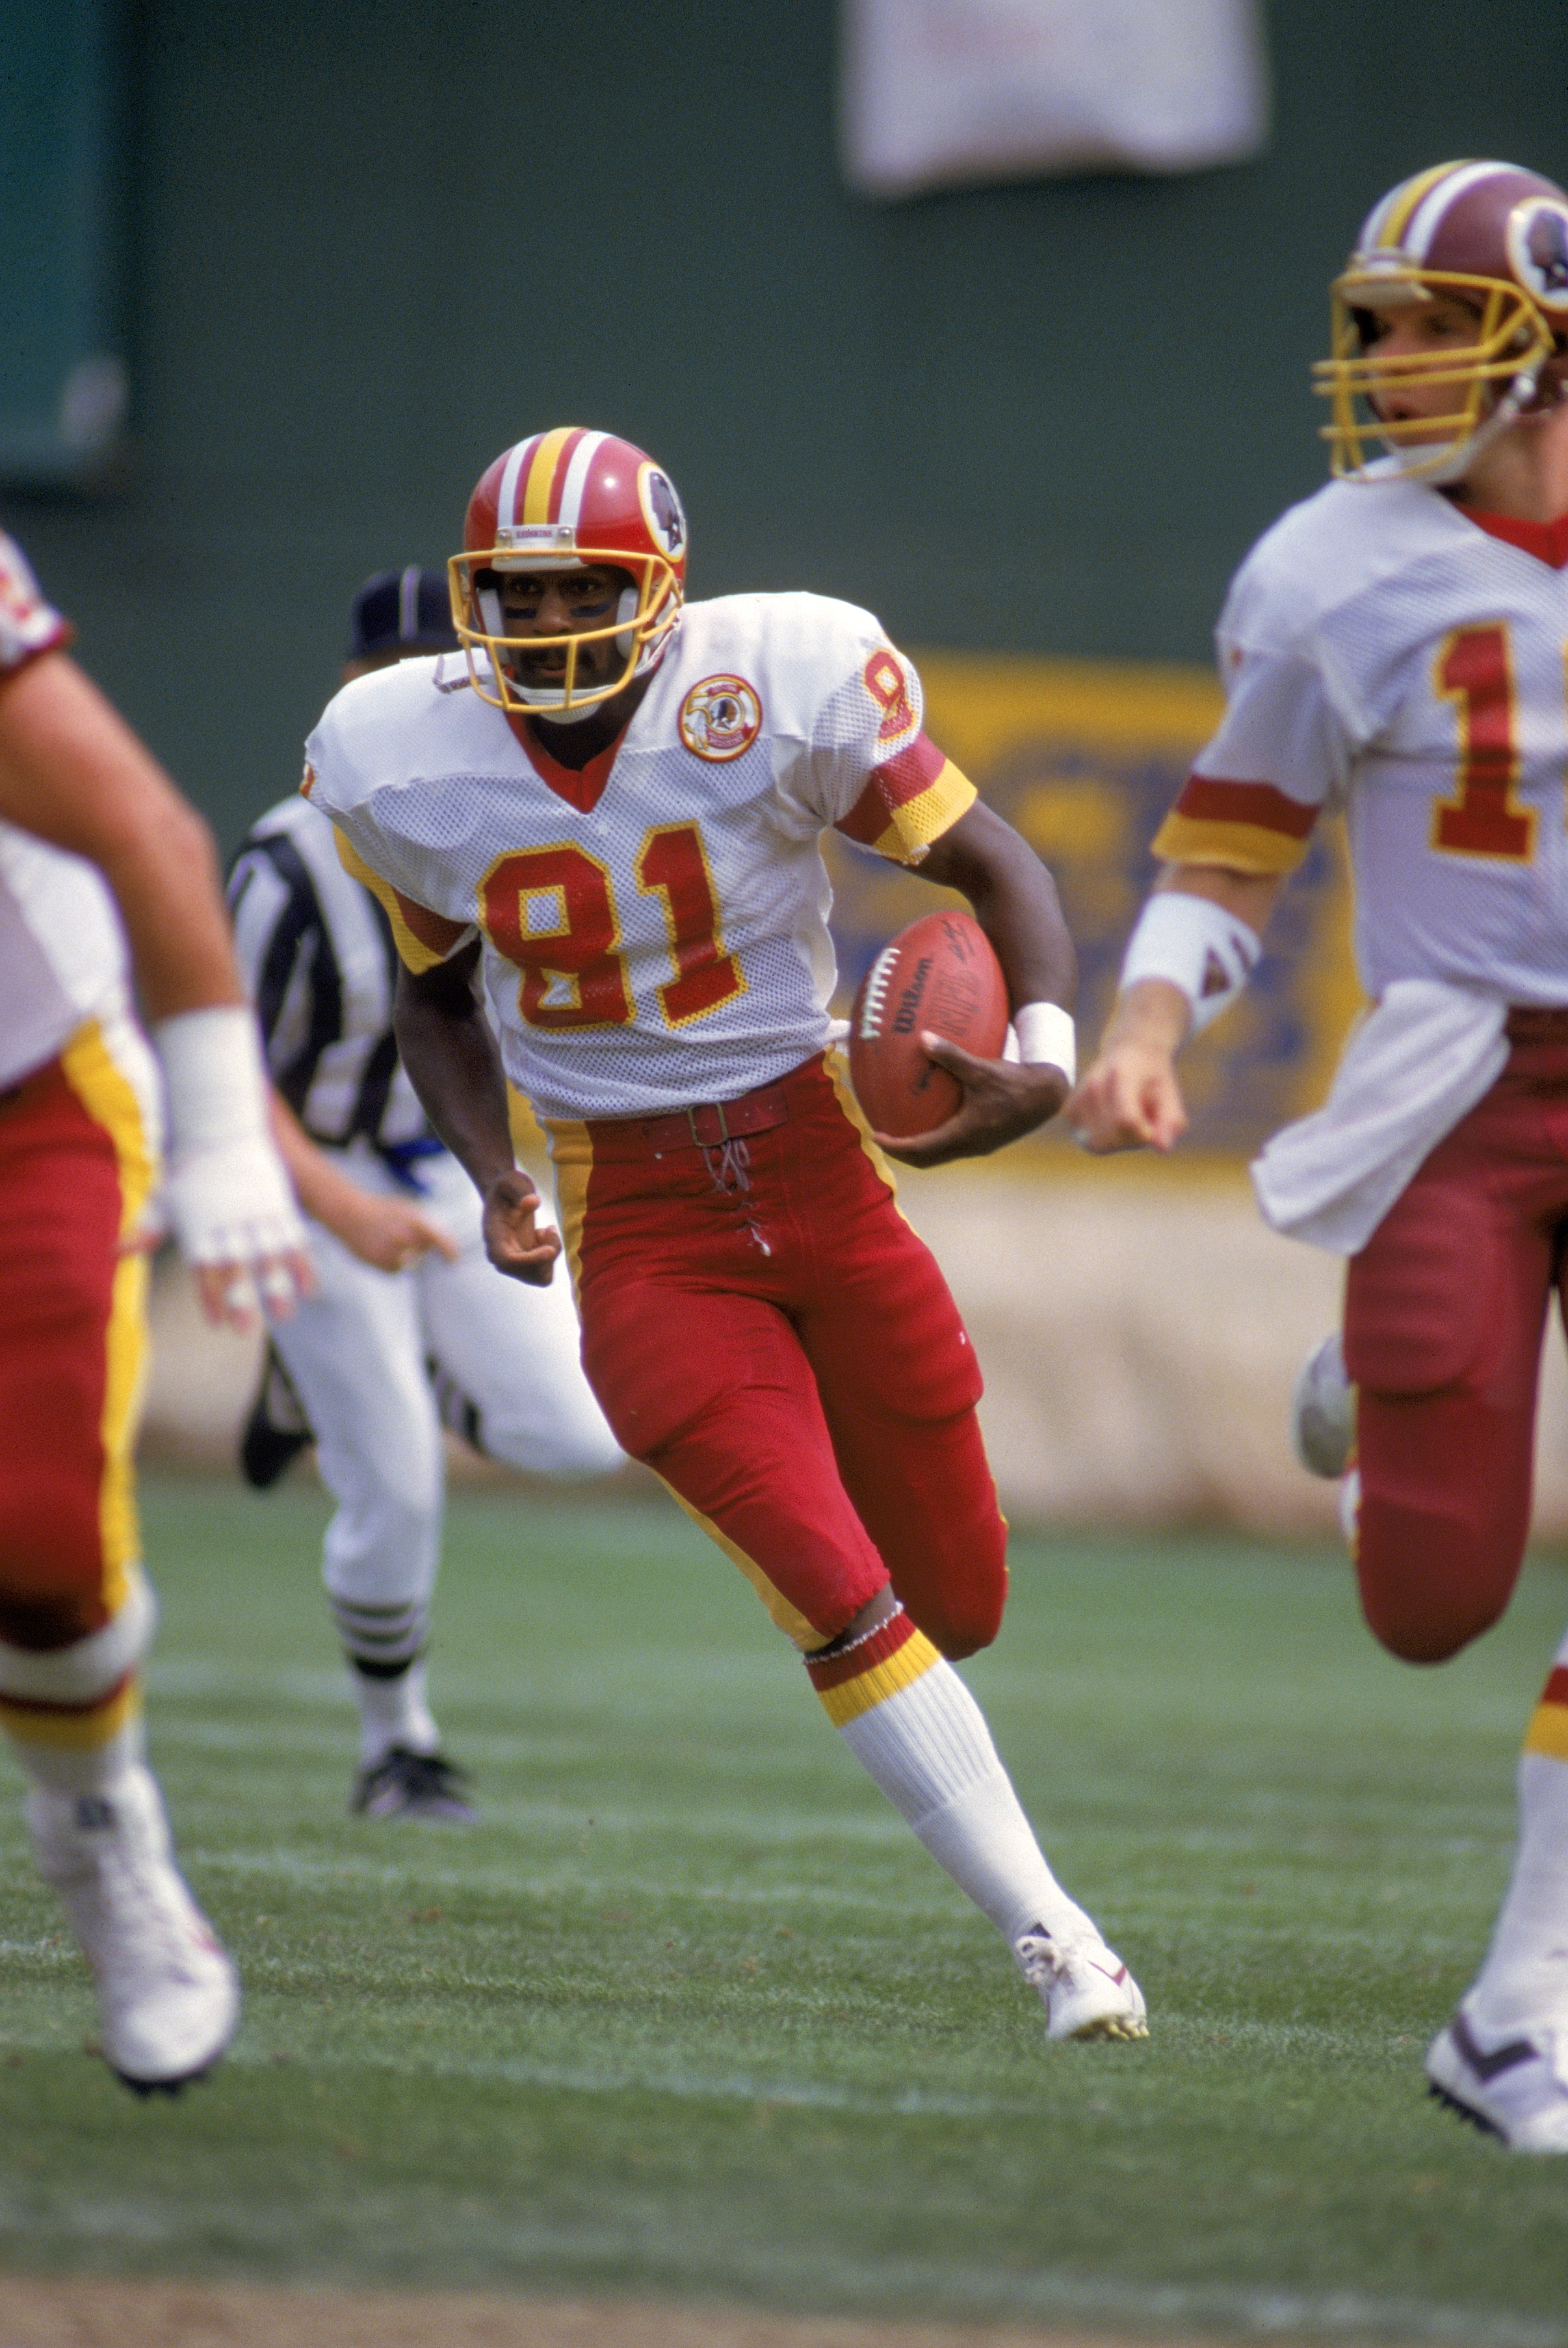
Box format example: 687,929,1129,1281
449,428,687,716
1313,160,1568,481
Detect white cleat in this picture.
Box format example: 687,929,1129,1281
1291,1332,1356,1480
27,1764,239,2096
1014,1925,1148,2042
1425,2008,1568,2152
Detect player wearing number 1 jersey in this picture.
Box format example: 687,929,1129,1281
1070,161,1568,2143
305,426,1146,2045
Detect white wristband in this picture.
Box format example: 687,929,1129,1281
151,1006,308,1294
152,1005,270,1154
1010,1000,1076,1082
1119,891,1261,1034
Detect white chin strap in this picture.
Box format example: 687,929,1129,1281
1381,355,1551,484
484,582,646,720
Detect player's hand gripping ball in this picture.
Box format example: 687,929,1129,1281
849,909,1010,1140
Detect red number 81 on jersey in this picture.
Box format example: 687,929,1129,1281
480,826,748,1030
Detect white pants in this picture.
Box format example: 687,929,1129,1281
270,1144,622,1621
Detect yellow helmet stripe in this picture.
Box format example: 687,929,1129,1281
1372,159,1474,250
522,427,581,526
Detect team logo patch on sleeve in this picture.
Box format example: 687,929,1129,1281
679,675,763,761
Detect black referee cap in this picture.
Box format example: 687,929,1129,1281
347,566,458,662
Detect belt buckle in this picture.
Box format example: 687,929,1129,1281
686,1101,731,1149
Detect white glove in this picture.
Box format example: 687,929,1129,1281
153,1006,311,1319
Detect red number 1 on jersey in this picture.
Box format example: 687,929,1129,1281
637,824,748,1027
1431,624,1537,863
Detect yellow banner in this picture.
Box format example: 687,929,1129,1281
823,650,1362,1160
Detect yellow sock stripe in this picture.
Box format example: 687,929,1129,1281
0,1676,142,1753
1524,1701,1568,1763
816,1624,941,1728
60,1019,155,1619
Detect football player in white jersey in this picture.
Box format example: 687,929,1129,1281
304,427,1147,2046
1069,160,1568,2145
228,568,622,1823
0,536,309,2091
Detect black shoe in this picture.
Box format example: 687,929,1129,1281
350,1746,477,1824
239,1344,313,1489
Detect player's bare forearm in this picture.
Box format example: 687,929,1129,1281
1067,979,1192,1153
267,1091,458,1270
1067,863,1281,1154
393,946,560,1285
0,651,244,1019
882,802,1074,1166
918,801,1077,1016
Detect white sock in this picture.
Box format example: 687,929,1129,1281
1470,1640,1568,2031
351,1659,440,1768
809,1610,1097,1950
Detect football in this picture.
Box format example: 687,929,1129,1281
848,909,1010,1138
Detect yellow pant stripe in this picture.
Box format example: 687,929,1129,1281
60,1019,155,1619
543,1112,822,1649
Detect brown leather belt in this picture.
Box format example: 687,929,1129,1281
588,1080,792,1160
1506,1006,1568,1045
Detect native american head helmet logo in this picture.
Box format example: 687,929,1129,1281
1509,198,1568,310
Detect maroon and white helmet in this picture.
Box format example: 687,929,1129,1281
1313,159,1568,481
449,427,687,717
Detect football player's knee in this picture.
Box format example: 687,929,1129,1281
0,1566,154,1684
0,1480,107,1642
914,1576,1006,1662
1355,1497,1517,1663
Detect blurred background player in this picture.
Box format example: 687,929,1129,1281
227,567,623,1824
0,533,309,2090
1069,161,1568,2146
307,428,1145,2043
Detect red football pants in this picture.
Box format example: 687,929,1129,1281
0,1031,153,1651
548,1054,1006,1655
1344,1017,1568,1663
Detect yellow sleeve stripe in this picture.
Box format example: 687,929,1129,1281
1151,810,1313,877
874,759,977,865
333,832,465,974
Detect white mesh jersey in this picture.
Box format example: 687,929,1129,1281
1152,467,1568,1004
304,592,975,1121
0,534,136,1089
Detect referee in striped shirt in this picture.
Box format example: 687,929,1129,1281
226,570,623,1821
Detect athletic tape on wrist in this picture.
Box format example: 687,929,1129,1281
1012,1001,1076,1081
1119,892,1261,1034
152,1005,270,1154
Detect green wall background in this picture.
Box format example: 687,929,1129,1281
4,0,1565,846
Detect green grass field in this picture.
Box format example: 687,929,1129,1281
3,1475,1567,2343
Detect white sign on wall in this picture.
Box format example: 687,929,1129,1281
841,0,1271,198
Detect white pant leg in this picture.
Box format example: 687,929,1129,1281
413,1154,623,1481
268,1157,445,1620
